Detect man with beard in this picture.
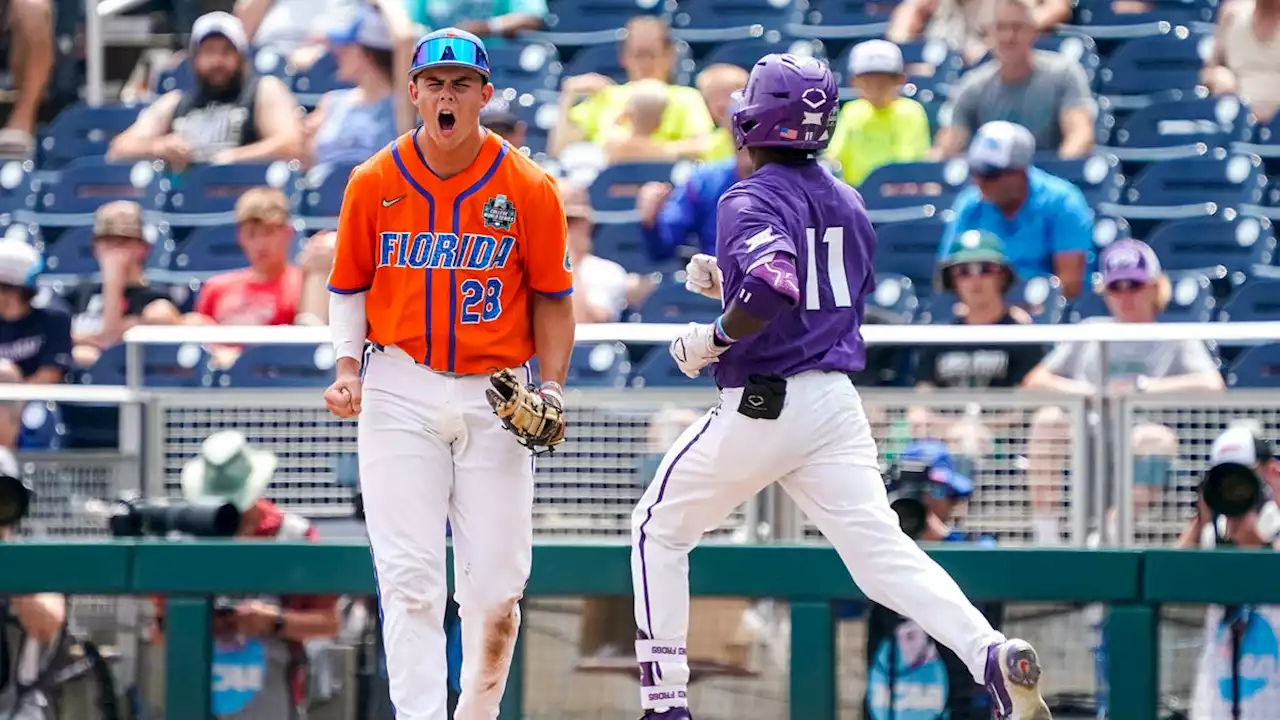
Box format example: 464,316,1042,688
108,12,303,170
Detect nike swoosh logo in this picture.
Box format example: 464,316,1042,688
382,196,406,207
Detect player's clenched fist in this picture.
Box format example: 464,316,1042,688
324,369,363,419
684,254,722,300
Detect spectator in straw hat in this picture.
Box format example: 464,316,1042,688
68,201,182,368
563,184,655,323
0,239,70,385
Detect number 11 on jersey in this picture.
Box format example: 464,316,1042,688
804,227,852,311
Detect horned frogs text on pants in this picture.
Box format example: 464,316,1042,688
329,129,572,720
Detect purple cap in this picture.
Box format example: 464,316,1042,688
1101,239,1162,285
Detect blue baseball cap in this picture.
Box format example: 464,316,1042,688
409,28,490,80
899,440,974,498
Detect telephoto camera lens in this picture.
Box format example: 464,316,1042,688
0,474,32,527
891,495,928,539
1201,463,1265,518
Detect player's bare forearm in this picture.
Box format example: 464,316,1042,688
335,356,361,379
532,294,574,385
719,304,770,340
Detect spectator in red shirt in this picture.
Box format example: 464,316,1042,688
152,431,340,720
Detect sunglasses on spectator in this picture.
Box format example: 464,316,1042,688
971,168,1011,180
952,262,1003,277
1106,279,1148,293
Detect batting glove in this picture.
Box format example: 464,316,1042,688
684,254,723,301
669,322,729,378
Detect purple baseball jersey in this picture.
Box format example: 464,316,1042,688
711,162,876,388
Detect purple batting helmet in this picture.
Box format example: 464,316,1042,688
730,53,839,152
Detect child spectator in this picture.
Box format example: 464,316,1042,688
0,240,70,384
602,79,676,163
826,40,931,186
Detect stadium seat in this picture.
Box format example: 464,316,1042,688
588,161,682,221
1235,112,1280,174
30,157,160,228
698,35,824,72
78,342,212,387
786,0,899,40
19,401,65,451
1062,0,1215,48
873,218,945,292
869,273,919,323
158,161,299,227
592,221,663,273
1219,279,1280,321
217,344,336,388
154,56,194,94
1036,154,1122,207
672,0,793,42
39,225,101,279
1104,96,1242,163
857,160,967,223
1144,214,1274,291
1064,291,1107,323
1226,343,1280,387
638,275,721,322
485,40,561,100
1162,269,1217,322
1095,29,1210,109
290,52,352,109
167,224,248,275
1098,153,1267,237
297,161,358,230
37,103,143,169
535,0,666,45
916,292,956,324
565,342,632,387
561,40,695,86
834,38,961,89
1009,275,1066,324
630,347,716,387
0,160,32,217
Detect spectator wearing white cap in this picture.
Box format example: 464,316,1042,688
937,120,1091,298
930,0,1092,158
888,0,1070,65
303,2,417,169
234,0,356,67
0,0,54,158
0,240,70,385
108,11,304,171
824,40,931,187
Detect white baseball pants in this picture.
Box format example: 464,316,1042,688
358,345,533,720
631,371,1005,711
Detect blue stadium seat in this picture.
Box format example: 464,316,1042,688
592,221,662,273
565,342,632,387
1064,291,1107,323
786,0,899,40
917,292,957,324
37,103,143,169
218,344,336,388
1145,214,1274,289
1036,154,1122,207
167,224,248,275
672,0,793,42
39,225,100,279
154,57,194,94
561,40,694,86
19,401,65,451
1104,96,1241,162
1226,343,1280,387
0,160,33,217
638,275,721,322
1095,29,1210,109
588,162,682,221
1235,112,1280,174
486,41,562,100
1162,269,1217,322
30,157,160,227
1062,0,1215,44
158,161,299,227
857,161,967,223
698,36,824,72
630,347,716,387
1098,154,1267,235
1219,279,1280,322
833,38,961,89
1009,275,1066,324
297,161,358,230
873,218,945,292
290,53,351,109
535,0,666,45
868,273,919,323
505,95,554,156
78,342,212,387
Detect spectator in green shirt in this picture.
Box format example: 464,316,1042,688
548,16,715,158
406,0,547,37
824,40,932,186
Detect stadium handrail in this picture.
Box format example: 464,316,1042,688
123,320,1280,346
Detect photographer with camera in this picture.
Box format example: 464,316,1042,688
1184,423,1280,719
149,431,340,720
0,446,68,719
863,440,1003,720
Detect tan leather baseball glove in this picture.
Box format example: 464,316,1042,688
485,368,566,453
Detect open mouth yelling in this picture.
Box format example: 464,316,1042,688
438,110,456,136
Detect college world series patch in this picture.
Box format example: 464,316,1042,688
482,194,517,231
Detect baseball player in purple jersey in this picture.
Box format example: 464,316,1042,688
629,54,1053,720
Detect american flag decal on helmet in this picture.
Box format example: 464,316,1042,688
779,127,799,140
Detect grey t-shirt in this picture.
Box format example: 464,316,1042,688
1039,317,1219,385
943,50,1094,151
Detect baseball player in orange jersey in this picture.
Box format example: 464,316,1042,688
323,28,576,720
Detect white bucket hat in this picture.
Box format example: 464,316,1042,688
181,431,277,512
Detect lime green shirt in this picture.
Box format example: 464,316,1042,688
568,83,715,146
701,128,735,162
825,97,931,187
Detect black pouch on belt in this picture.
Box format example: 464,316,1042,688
737,374,787,420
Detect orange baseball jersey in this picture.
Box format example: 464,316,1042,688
328,129,573,374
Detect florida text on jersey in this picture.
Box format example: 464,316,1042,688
328,130,573,375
